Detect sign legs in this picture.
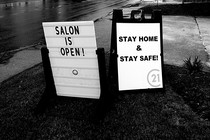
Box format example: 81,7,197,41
35,47,111,119
35,47,57,114
96,48,112,120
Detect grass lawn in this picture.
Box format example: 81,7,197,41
141,2,210,16
1,62,210,139
1,2,210,140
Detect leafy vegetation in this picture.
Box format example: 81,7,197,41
164,63,210,120
183,56,203,74
141,2,210,16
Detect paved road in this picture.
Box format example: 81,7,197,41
0,0,138,52
1,1,210,84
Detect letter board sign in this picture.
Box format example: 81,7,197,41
116,21,164,91
42,21,100,99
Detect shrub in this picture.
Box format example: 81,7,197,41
183,56,203,74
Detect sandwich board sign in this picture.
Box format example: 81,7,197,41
42,21,100,99
110,9,164,92
117,23,163,91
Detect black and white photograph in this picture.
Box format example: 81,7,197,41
1,0,210,139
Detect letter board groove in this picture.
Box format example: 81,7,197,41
42,21,101,99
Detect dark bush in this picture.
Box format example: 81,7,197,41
183,56,203,75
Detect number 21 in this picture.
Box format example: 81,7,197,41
152,74,160,83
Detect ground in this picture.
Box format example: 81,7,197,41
1,63,210,139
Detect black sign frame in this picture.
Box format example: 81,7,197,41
109,9,165,93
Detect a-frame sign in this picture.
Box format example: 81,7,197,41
36,21,109,116
109,9,165,93
42,21,101,99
